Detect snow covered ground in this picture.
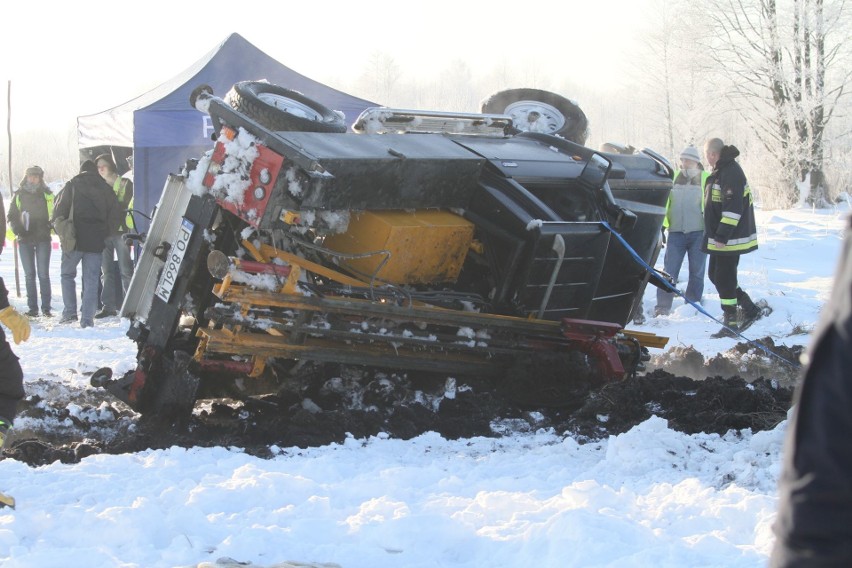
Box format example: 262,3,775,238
0,204,848,567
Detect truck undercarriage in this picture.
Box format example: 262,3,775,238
93,82,672,419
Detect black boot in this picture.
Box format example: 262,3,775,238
737,288,761,320
737,288,770,332
712,306,740,338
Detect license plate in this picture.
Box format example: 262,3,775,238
155,218,195,303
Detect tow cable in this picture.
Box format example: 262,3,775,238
601,220,800,370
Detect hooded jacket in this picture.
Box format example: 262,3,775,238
52,161,119,253
8,179,54,243
702,145,758,255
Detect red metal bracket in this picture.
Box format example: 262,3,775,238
560,317,625,380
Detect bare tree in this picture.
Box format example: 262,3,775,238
0,125,77,196
629,0,719,159
641,0,678,156
354,51,403,105
702,0,850,206
434,59,478,112
808,0,831,204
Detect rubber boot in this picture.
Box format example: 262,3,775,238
712,305,740,338
737,288,761,321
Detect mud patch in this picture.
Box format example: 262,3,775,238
3,342,800,467
565,371,792,441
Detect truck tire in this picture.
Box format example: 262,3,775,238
480,88,588,144
226,81,347,133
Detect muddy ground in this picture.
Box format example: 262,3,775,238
3,337,803,467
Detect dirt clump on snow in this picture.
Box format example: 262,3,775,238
3,340,801,467
651,336,804,388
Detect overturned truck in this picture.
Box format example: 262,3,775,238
93,82,673,418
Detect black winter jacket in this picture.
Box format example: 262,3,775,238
702,145,758,256
8,182,53,243
770,215,852,566
53,168,119,253
0,276,8,311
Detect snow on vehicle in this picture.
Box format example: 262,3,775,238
92,81,672,418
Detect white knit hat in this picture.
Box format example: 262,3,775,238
680,145,701,164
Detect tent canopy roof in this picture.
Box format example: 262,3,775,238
78,32,377,148
76,33,378,230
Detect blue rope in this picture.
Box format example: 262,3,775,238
599,220,799,369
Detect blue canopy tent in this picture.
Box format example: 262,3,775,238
77,33,378,232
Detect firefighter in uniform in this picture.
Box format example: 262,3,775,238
702,138,763,337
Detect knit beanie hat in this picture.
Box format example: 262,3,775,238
80,159,97,174
680,146,701,164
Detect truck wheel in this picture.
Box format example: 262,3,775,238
481,88,588,144
226,81,347,133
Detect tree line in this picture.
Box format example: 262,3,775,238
2,0,849,209
333,0,850,209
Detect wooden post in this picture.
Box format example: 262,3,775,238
6,81,20,296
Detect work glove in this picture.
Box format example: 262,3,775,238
0,306,31,344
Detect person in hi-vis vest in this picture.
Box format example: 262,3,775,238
654,146,710,317
94,154,134,318
7,165,54,317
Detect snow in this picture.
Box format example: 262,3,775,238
0,205,848,567
632,207,846,361
186,128,260,206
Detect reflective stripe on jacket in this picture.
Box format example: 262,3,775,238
702,145,758,255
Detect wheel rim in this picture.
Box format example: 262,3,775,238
258,92,323,122
503,100,566,134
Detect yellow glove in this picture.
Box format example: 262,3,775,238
0,307,31,345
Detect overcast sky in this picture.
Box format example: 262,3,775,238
1,0,646,131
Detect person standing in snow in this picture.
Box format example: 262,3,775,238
52,160,120,328
770,214,852,566
94,153,134,319
654,145,709,317
702,138,763,337
7,165,54,318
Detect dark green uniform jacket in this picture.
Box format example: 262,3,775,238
702,145,758,255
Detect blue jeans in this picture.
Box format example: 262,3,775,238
17,240,52,313
101,233,135,312
656,230,707,312
61,250,103,325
